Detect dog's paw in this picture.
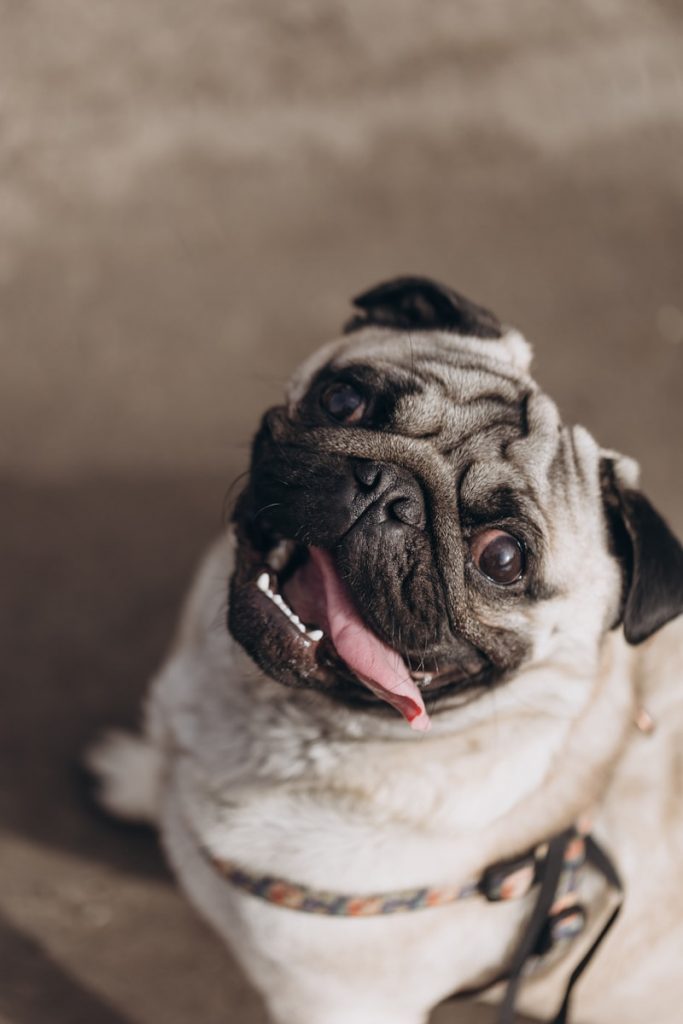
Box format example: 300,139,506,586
83,729,162,824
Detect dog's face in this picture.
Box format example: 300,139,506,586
229,277,683,729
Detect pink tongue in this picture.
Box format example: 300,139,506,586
309,548,431,733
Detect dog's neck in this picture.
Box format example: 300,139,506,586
468,629,636,866
216,618,636,891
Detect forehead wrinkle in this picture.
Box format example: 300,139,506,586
438,409,524,454
397,362,529,405
287,317,534,403
504,393,562,476
410,357,533,395
329,326,532,375
496,429,597,559
498,438,557,523
544,429,588,513
454,429,559,532
388,359,533,449
540,429,604,543
457,454,535,512
270,413,458,497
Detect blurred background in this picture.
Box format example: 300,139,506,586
0,2,681,1022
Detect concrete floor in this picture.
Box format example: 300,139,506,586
1,2,681,1022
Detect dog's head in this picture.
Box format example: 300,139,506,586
229,276,683,730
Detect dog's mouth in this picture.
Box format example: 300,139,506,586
230,525,492,732
259,541,432,731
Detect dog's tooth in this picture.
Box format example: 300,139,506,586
256,572,271,593
258,578,310,637
307,628,324,642
267,539,295,571
277,597,298,622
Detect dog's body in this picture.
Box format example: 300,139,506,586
89,279,683,1023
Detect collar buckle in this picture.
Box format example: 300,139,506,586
480,850,538,902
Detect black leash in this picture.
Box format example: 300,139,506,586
444,829,623,1024
550,835,623,1024
498,830,573,1024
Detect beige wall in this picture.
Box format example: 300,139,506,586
1,0,681,523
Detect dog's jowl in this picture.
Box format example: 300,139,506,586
87,277,683,1024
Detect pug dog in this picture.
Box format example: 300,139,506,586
87,277,683,1024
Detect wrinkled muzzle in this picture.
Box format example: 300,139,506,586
228,412,492,731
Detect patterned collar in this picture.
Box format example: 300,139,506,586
199,822,622,1024
203,827,588,932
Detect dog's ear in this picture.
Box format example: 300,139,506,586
344,276,503,339
601,458,683,644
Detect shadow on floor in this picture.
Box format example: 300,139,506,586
0,912,136,1024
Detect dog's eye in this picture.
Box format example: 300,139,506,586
470,529,525,585
320,381,367,424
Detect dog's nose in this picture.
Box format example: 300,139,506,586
350,460,426,529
